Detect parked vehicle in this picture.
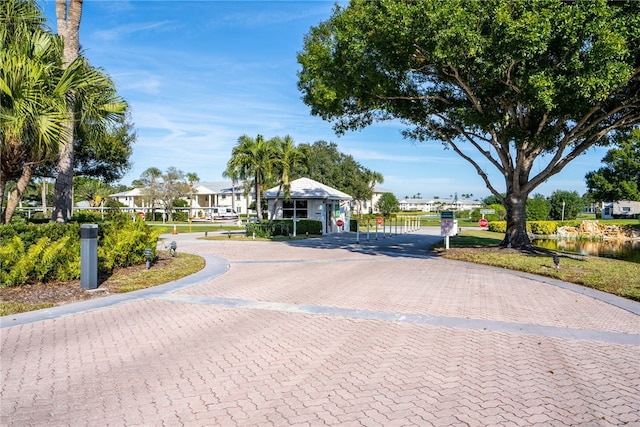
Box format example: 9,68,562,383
210,207,238,220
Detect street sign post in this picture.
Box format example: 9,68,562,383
440,211,458,249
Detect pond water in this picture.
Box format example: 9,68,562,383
532,238,640,264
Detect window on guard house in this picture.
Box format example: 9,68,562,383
283,200,308,218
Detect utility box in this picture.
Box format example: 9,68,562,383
80,224,98,289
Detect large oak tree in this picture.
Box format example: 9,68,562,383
297,0,640,247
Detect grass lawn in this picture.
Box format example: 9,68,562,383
436,229,640,301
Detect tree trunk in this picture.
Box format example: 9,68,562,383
502,192,532,248
255,178,263,222
53,0,83,223
269,183,283,223
53,121,75,222
41,178,47,217
3,164,35,224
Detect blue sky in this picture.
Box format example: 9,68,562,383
39,0,608,200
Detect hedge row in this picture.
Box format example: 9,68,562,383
0,214,160,287
486,220,584,235
245,219,323,238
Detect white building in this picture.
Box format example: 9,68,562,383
264,178,352,235
109,181,255,218
601,200,640,219
398,198,482,212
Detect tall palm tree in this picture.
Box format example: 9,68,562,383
0,0,70,223
186,172,199,219
223,164,241,215
52,0,82,223
51,59,126,222
139,167,162,220
366,170,384,215
269,135,308,221
52,0,127,223
226,134,276,222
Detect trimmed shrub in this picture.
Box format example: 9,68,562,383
529,221,558,235
487,221,506,233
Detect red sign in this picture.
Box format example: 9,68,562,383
336,219,344,227
376,216,383,225
138,211,146,220
479,218,488,228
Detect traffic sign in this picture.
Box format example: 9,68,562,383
376,216,383,225
480,209,495,214
441,211,455,219
336,219,344,227
479,218,488,228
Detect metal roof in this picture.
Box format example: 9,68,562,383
265,178,352,200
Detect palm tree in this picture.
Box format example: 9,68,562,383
366,170,384,214
226,134,276,222
269,135,308,221
51,0,81,223
52,59,126,222
186,172,199,219
1,0,69,223
223,164,241,216
139,167,162,220
52,0,127,223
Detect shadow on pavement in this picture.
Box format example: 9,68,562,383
285,229,443,259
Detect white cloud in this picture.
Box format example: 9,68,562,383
91,20,175,42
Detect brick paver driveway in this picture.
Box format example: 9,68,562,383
2,230,639,426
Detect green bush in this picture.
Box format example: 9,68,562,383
296,220,322,235
0,214,160,287
528,221,558,235
487,221,506,233
244,219,322,237
0,234,80,286
172,211,188,222
98,216,160,272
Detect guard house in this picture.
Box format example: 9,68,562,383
264,178,352,235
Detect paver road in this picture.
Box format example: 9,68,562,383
2,230,639,426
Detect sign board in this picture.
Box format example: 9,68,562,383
376,216,383,225
479,218,488,228
336,219,344,227
440,219,458,236
480,209,495,214
441,211,455,219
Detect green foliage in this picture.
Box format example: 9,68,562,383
487,221,506,233
526,194,551,220
296,220,322,235
0,235,80,287
548,190,583,220
375,193,400,216
71,211,106,223
0,214,159,286
297,0,639,248
528,221,557,236
484,204,507,221
98,217,160,272
586,129,640,202
245,220,322,237
292,140,382,204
